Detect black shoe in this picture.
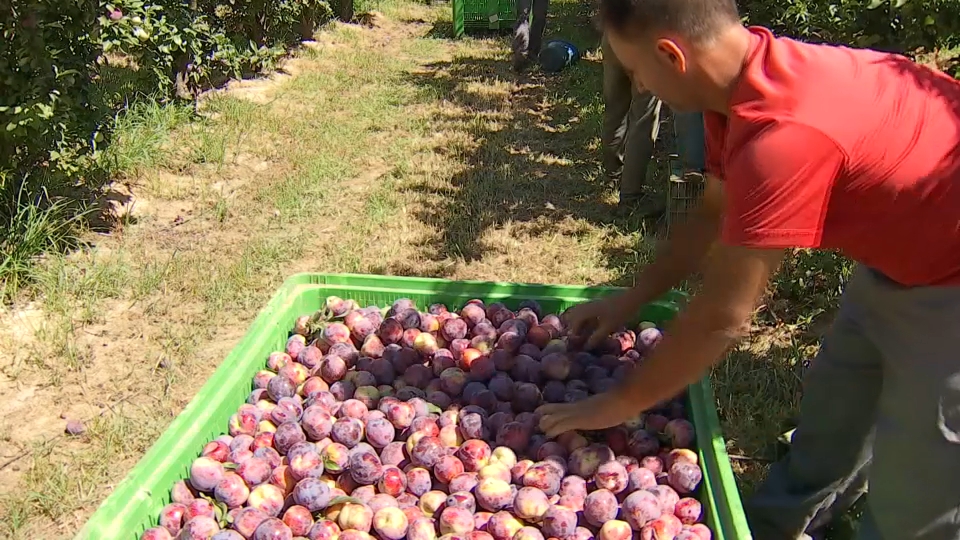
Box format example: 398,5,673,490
512,54,530,73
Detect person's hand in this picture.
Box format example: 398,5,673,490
562,292,640,350
537,392,633,438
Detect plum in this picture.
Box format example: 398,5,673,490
408,517,438,540
495,422,531,453
289,442,324,481
331,417,364,448
666,448,699,469
379,319,404,345
306,520,342,540
320,356,348,384
522,462,561,496
479,463,512,484
349,449,384,485
559,475,587,499
320,442,349,474
232,507,270,538
448,471,479,493
141,528,173,540
246,482,285,517
338,503,374,533
406,467,432,497
270,465,297,495
621,490,660,530
179,516,221,539
541,505,577,540
636,327,662,352
457,440,492,472
411,436,444,468
354,386,381,409
459,413,488,441
171,480,195,504
627,430,659,459
511,383,541,413
639,514,682,540
668,462,703,494
439,507,475,535
597,520,632,540
373,507,410,540
331,380,357,401
486,512,523,540
583,489,618,527
475,477,513,512
340,532,374,540
368,494,400,514
541,353,571,381
434,455,466,484
403,364,433,390
215,472,251,508
440,367,468,396
275,422,307,455
268,352,292,371
287,336,307,360
365,416,396,448
664,419,696,449
512,487,549,521
380,441,408,468
374,465,406,497
292,478,333,512
410,415,441,436
594,461,628,493
402,329,422,349
627,467,658,491
514,527,545,540
675,497,702,524
639,456,663,475
158,503,187,536
283,505,315,537
190,457,225,492
419,490,448,517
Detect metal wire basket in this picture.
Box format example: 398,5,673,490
665,153,705,235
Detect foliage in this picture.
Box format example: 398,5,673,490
1,1,103,177
742,0,960,67
1,0,334,297
99,0,332,96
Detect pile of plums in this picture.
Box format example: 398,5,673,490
141,296,710,540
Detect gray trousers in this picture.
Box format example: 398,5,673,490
747,266,960,539
601,34,661,197
512,0,548,62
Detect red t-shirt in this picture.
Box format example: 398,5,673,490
705,27,960,286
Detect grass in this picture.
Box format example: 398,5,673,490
0,1,848,538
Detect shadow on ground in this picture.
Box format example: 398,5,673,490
399,0,671,286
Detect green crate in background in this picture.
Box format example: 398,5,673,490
453,0,517,37
77,272,752,540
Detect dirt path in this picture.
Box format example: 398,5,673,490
0,2,805,537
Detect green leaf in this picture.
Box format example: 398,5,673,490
893,0,908,7
328,496,364,506
866,0,884,8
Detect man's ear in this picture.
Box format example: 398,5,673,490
655,38,687,73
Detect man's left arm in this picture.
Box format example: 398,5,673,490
609,123,845,412
539,122,845,436
612,243,784,413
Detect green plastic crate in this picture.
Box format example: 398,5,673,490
77,273,752,540
452,0,517,38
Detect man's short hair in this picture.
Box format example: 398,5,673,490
599,0,741,43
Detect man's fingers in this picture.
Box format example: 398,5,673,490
535,403,567,416
585,323,613,350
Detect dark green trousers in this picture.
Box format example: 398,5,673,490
601,34,661,198
747,266,960,539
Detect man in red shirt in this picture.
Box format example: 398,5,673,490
536,0,960,537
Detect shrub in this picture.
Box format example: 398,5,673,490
742,0,960,72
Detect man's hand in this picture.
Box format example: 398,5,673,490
537,392,631,438
562,292,641,350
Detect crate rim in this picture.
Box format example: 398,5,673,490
77,272,751,540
